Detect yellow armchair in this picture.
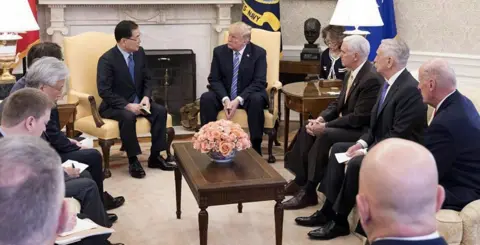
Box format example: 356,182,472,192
209,28,282,163
63,32,175,178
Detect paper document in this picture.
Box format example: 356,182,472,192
326,91,341,96
59,217,98,237
141,105,151,115
335,152,352,164
62,160,89,173
79,138,94,148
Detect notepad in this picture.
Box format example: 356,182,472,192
335,152,352,163
79,138,94,148
326,91,341,96
140,105,151,115
56,218,114,245
62,160,89,173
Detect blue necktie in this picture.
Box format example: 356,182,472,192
128,54,140,103
377,82,390,115
231,51,240,100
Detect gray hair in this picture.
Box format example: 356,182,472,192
25,56,69,89
229,21,252,41
421,58,457,89
343,35,370,61
0,135,64,245
380,38,410,67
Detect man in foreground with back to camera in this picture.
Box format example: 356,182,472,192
357,138,448,245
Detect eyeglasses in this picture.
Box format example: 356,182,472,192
324,39,339,46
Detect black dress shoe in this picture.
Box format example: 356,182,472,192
295,210,330,227
148,156,176,171
104,192,125,211
282,188,318,210
129,159,146,178
107,213,118,223
307,220,350,240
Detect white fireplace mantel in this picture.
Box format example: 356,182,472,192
38,0,242,97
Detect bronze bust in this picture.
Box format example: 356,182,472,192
301,18,322,61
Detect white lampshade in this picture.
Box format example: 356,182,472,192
330,0,383,35
0,0,39,33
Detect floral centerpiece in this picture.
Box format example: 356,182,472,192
192,119,251,163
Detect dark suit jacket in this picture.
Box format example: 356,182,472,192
321,61,382,130
372,237,448,245
45,107,80,153
97,46,152,113
360,69,427,147
424,90,480,211
319,48,347,81
207,42,268,107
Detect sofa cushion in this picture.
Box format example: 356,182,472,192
216,109,276,129
436,209,463,245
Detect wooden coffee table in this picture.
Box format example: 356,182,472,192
173,142,287,245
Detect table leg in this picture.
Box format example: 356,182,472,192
175,167,182,219
199,207,209,245
238,202,243,213
283,107,290,153
274,200,284,245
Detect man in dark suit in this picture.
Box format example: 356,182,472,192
357,138,448,245
0,88,123,245
200,21,267,155
295,38,427,240
97,20,175,178
283,35,382,209
418,58,480,211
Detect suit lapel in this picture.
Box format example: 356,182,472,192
238,43,252,86
226,47,234,87
346,62,371,102
337,71,350,109
376,70,409,118
113,47,135,89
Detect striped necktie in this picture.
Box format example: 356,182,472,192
231,51,240,100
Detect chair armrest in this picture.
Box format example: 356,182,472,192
267,81,282,115
68,90,105,128
460,199,480,245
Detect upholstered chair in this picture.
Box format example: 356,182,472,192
63,32,175,178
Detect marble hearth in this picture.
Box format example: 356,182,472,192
37,0,242,98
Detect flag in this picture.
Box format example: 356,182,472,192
241,0,282,53
13,0,40,68
347,0,397,61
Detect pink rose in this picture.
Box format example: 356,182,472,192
219,141,234,156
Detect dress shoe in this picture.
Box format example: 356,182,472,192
104,192,125,210
284,180,301,196
295,210,330,227
129,159,146,178
282,188,318,210
148,156,176,171
307,220,350,240
107,213,118,224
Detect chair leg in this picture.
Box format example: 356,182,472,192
274,119,281,146
266,128,277,163
166,127,176,162
98,139,115,179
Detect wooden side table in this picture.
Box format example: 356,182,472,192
282,81,341,153
57,101,78,138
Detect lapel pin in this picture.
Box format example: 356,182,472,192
246,54,250,58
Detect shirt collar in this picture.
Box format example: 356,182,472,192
385,67,406,87
375,231,440,242
435,90,456,111
350,60,367,80
235,44,247,56
117,45,132,59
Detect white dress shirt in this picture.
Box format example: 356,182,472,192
375,231,440,242
357,68,406,150
222,44,247,105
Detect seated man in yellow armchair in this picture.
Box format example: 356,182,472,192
200,22,268,155
97,20,175,179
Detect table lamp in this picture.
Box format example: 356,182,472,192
329,0,383,35
0,0,39,84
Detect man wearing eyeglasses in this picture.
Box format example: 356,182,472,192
97,20,175,179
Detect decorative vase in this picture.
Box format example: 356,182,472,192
207,150,237,164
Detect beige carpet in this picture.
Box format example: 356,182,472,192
101,137,366,245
